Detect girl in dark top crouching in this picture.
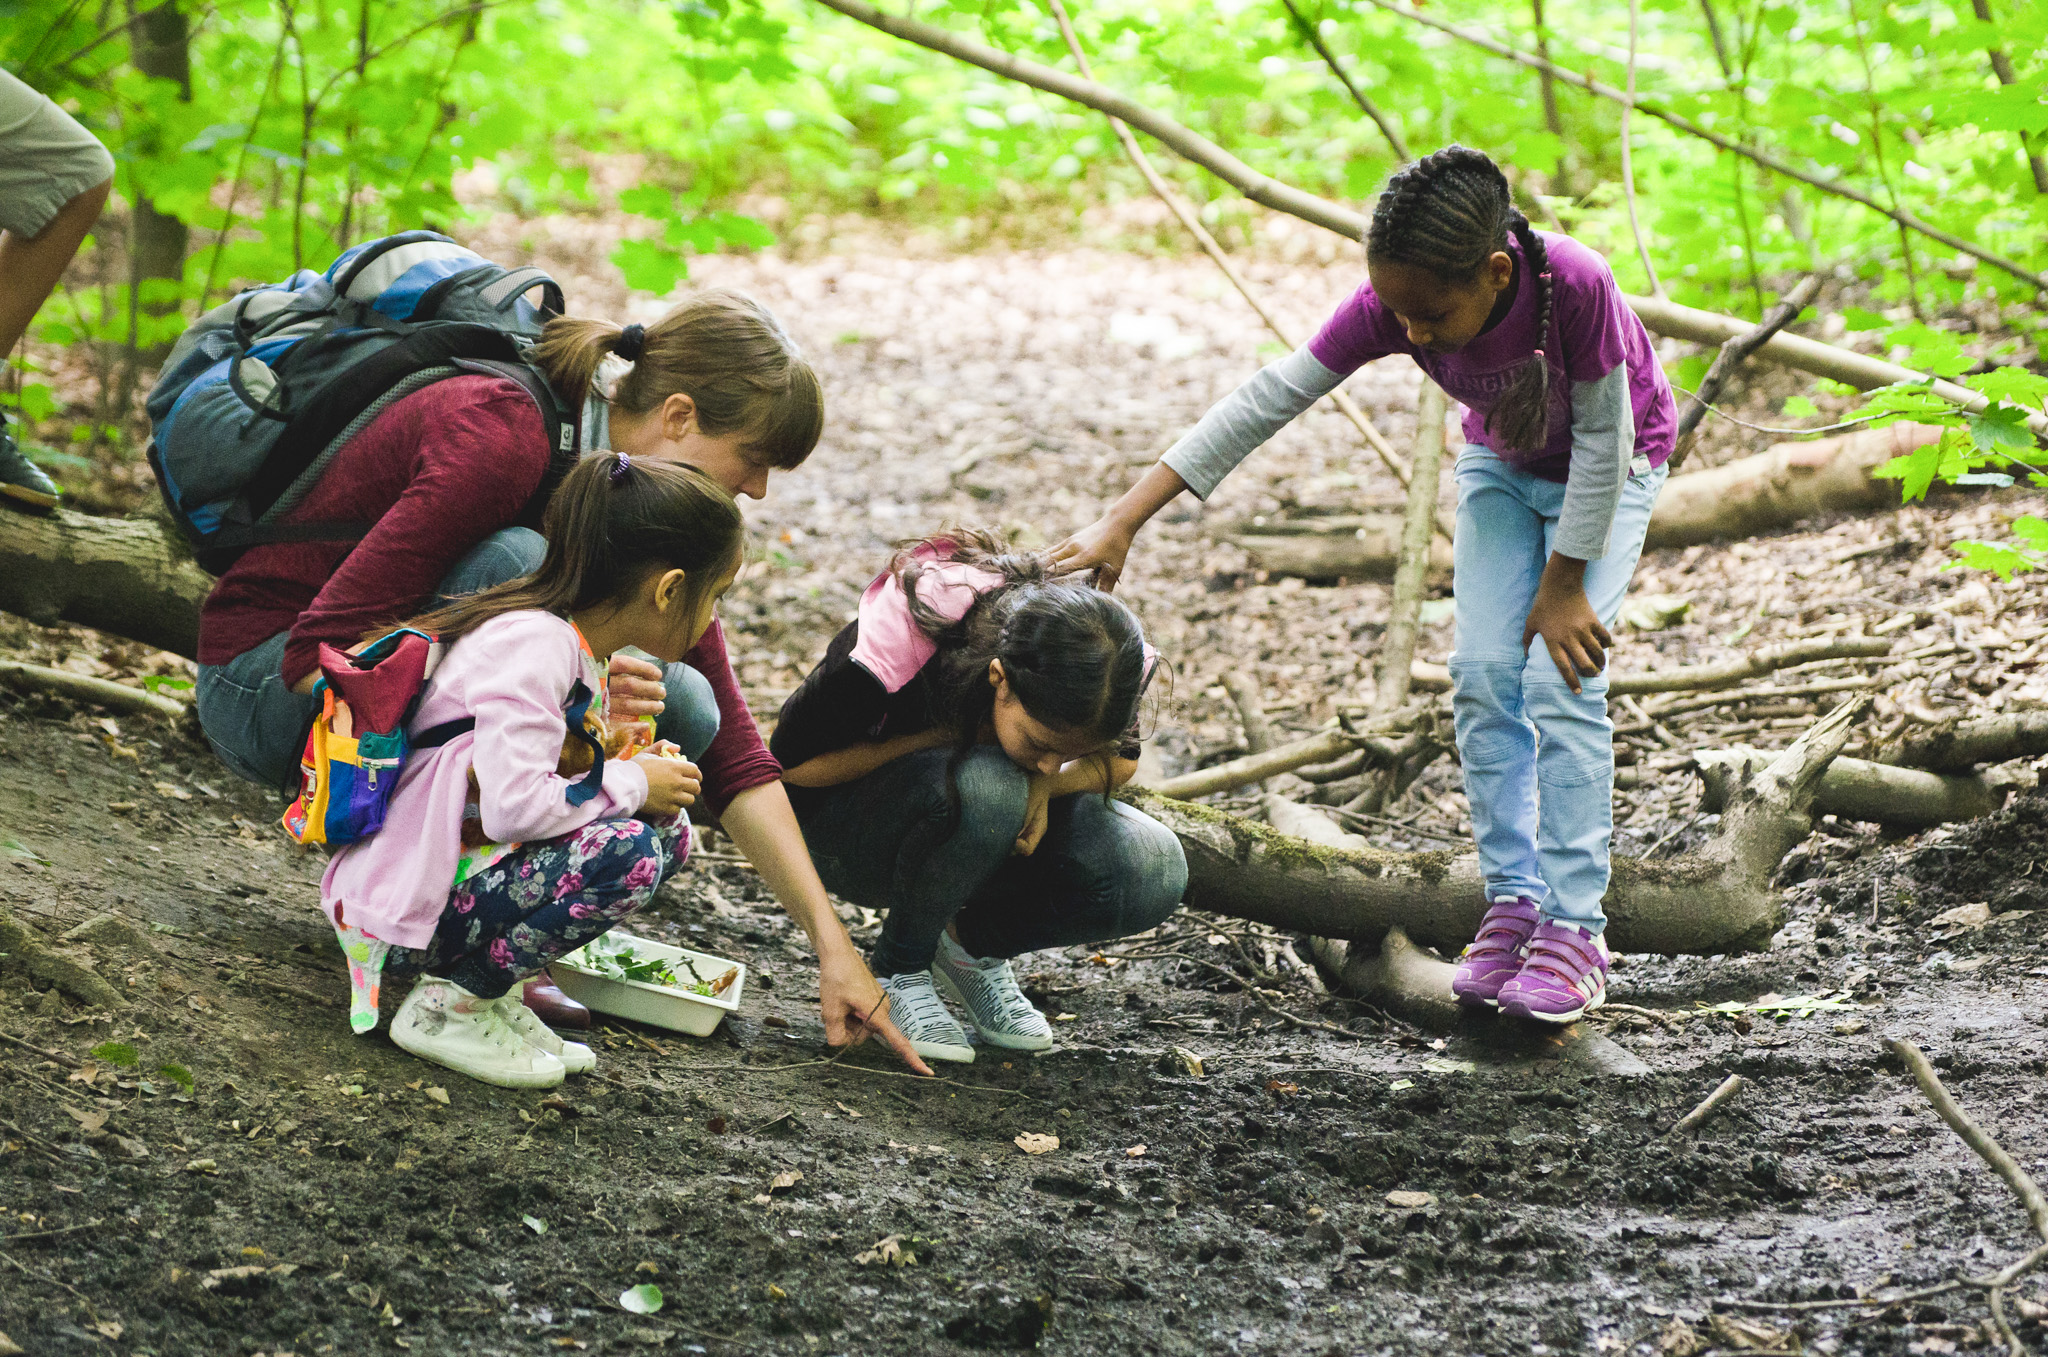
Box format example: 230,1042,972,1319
772,530,1188,1064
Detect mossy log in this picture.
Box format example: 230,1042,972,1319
1131,698,1866,958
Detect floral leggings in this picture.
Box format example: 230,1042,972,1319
386,818,687,1000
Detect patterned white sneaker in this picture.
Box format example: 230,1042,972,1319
878,970,975,1065
390,977,566,1088
497,980,596,1074
931,932,1054,1053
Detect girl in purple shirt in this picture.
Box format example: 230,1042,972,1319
1057,146,1678,1024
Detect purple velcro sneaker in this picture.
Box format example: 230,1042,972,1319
1498,919,1611,1024
1450,896,1541,1009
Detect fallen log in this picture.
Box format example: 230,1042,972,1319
1886,710,2048,773
1648,421,1953,550
0,506,210,659
1232,518,1451,581
1131,697,1866,957
1695,746,2006,831
1235,423,1955,579
1406,635,1895,696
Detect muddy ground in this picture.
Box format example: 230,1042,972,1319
4,229,2048,1356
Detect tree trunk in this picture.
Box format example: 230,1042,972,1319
0,507,209,659
1130,698,1865,957
128,1,191,362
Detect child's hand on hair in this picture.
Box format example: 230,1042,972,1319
634,748,701,818
1048,514,1138,593
1014,775,1054,856
1522,554,1611,694
607,653,669,720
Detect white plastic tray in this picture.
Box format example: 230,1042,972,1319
550,931,745,1037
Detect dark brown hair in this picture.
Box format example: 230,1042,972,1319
531,289,824,469
401,454,745,646
1368,144,1561,454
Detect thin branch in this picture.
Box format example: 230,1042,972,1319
1345,0,2048,293
1619,0,1663,298
1670,273,1820,467
1043,0,1437,518
196,21,291,313
1275,0,1408,159
1969,0,2048,196
810,0,1368,238
1889,1038,2048,1243
1846,0,1923,319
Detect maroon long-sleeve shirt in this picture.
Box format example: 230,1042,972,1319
197,375,780,813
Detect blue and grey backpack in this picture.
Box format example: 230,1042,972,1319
146,231,582,574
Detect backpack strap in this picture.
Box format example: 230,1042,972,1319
411,680,605,805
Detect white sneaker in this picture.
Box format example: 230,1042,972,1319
878,970,975,1064
390,977,566,1088
932,932,1054,1053
497,980,596,1074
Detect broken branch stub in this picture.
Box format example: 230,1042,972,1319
1696,747,2005,832
1133,697,1869,957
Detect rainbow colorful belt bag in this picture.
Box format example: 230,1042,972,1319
282,628,471,847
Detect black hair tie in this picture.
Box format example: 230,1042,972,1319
616,322,646,362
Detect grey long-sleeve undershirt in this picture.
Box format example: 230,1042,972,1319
1158,346,1637,561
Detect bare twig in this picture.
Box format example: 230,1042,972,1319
1617,0,1663,299
1041,0,1436,518
1343,0,2048,292
1888,1038,2048,1242
1670,275,1822,469
1668,1073,1745,1135
1374,380,1448,717
1275,0,1408,158
0,660,188,720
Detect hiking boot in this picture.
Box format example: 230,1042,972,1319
932,931,1053,1052
0,415,58,512
390,976,566,1088
498,979,596,1074
1450,896,1540,1009
877,970,975,1064
1497,919,1611,1024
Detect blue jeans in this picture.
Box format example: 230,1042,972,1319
789,746,1189,977
196,527,721,790
1448,448,1668,933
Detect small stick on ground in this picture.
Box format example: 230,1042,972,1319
1668,1073,1745,1135
1889,1038,2048,1241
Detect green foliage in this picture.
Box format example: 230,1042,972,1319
90,1041,139,1067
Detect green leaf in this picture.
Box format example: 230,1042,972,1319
3,383,60,421
1947,539,2041,580
708,211,777,248
618,184,675,220
143,675,195,695
2013,516,2048,552
1968,368,2048,409
620,1283,665,1314
1782,396,1819,418
522,1214,548,1234
1968,403,2037,453
157,1063,195,1091
1840,307,1892,332
1884,322,1970,379
612,239,690,295
91,1042,139,1068
1942,85,2048,134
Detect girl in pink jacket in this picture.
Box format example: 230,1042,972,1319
324,453,741,1088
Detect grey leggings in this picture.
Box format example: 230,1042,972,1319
789,745,1188,977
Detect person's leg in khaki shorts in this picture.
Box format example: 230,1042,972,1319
0,70,115,511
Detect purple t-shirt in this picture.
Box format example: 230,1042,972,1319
1308,230,1675,482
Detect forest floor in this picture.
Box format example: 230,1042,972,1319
3,218,2048,1356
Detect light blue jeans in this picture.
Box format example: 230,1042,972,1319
196,527,720,790
1448,447,1668,934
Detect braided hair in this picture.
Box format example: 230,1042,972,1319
1367,145,1559,454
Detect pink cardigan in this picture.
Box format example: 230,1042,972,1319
322,610,652,950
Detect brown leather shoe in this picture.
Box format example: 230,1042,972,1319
522,970,591,1030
